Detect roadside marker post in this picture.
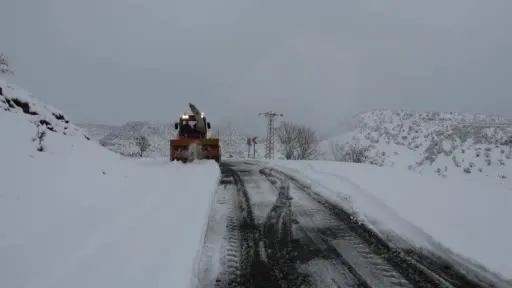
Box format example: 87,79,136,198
252,137,257,159
247,137,251,158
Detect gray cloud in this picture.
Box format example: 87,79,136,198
1,0,511,135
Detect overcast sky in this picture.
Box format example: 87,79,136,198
1,0,511,135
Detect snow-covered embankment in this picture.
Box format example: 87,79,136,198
0,78,220,288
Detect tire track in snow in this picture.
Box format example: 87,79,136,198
223,162,314,287
290,192,412,288
200,161,508,288
223,163,294,288
196,170,239,288
261,168,394,288
208,162,416,287
264,166,501,288
297,161,510,287
198,163,261,288
209,163,365,287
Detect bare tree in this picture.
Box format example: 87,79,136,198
276,121,320,160
32,124,47,152
276,121,298,159
0,53,14,75
295,125,320,160
135,135,150,157
329,140,369,163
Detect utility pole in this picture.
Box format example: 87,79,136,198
258,111,284,159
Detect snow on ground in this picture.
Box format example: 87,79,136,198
265,160,512,281
0,78,221,288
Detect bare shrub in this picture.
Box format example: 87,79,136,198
276,121,319,160
32,125,47,152
0,53,14,75
135,135,150,157
330,141,370,163
295,125,320,160
276,121,298,160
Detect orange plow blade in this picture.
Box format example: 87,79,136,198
170,139,221,163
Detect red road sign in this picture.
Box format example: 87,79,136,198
251,137,258,144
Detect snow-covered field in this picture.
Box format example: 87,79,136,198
0,78,221,288
265,160,512,282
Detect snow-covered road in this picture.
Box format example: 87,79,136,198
196,160,511,288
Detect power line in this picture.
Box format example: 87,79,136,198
258,111,284,159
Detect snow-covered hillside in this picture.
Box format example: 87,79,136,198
0,78,220,288
1,78,89,141
76,123,118,141
324,109,512,183
97,121,176,157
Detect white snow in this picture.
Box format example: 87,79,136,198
0,78,221,288
4,75,512,287
322,109,512,186
265,160,512,281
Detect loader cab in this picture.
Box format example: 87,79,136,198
174,114,211,138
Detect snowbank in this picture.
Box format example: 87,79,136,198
0,78,221,288
266,160,512,280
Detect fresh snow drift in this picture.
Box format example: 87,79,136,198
265,160,512,281
0,78,221,288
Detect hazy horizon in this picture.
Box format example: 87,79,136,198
2,0,511,135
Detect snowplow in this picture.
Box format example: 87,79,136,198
170,103,221,163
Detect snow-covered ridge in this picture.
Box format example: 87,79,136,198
324,109,512,181
0,78,88,139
